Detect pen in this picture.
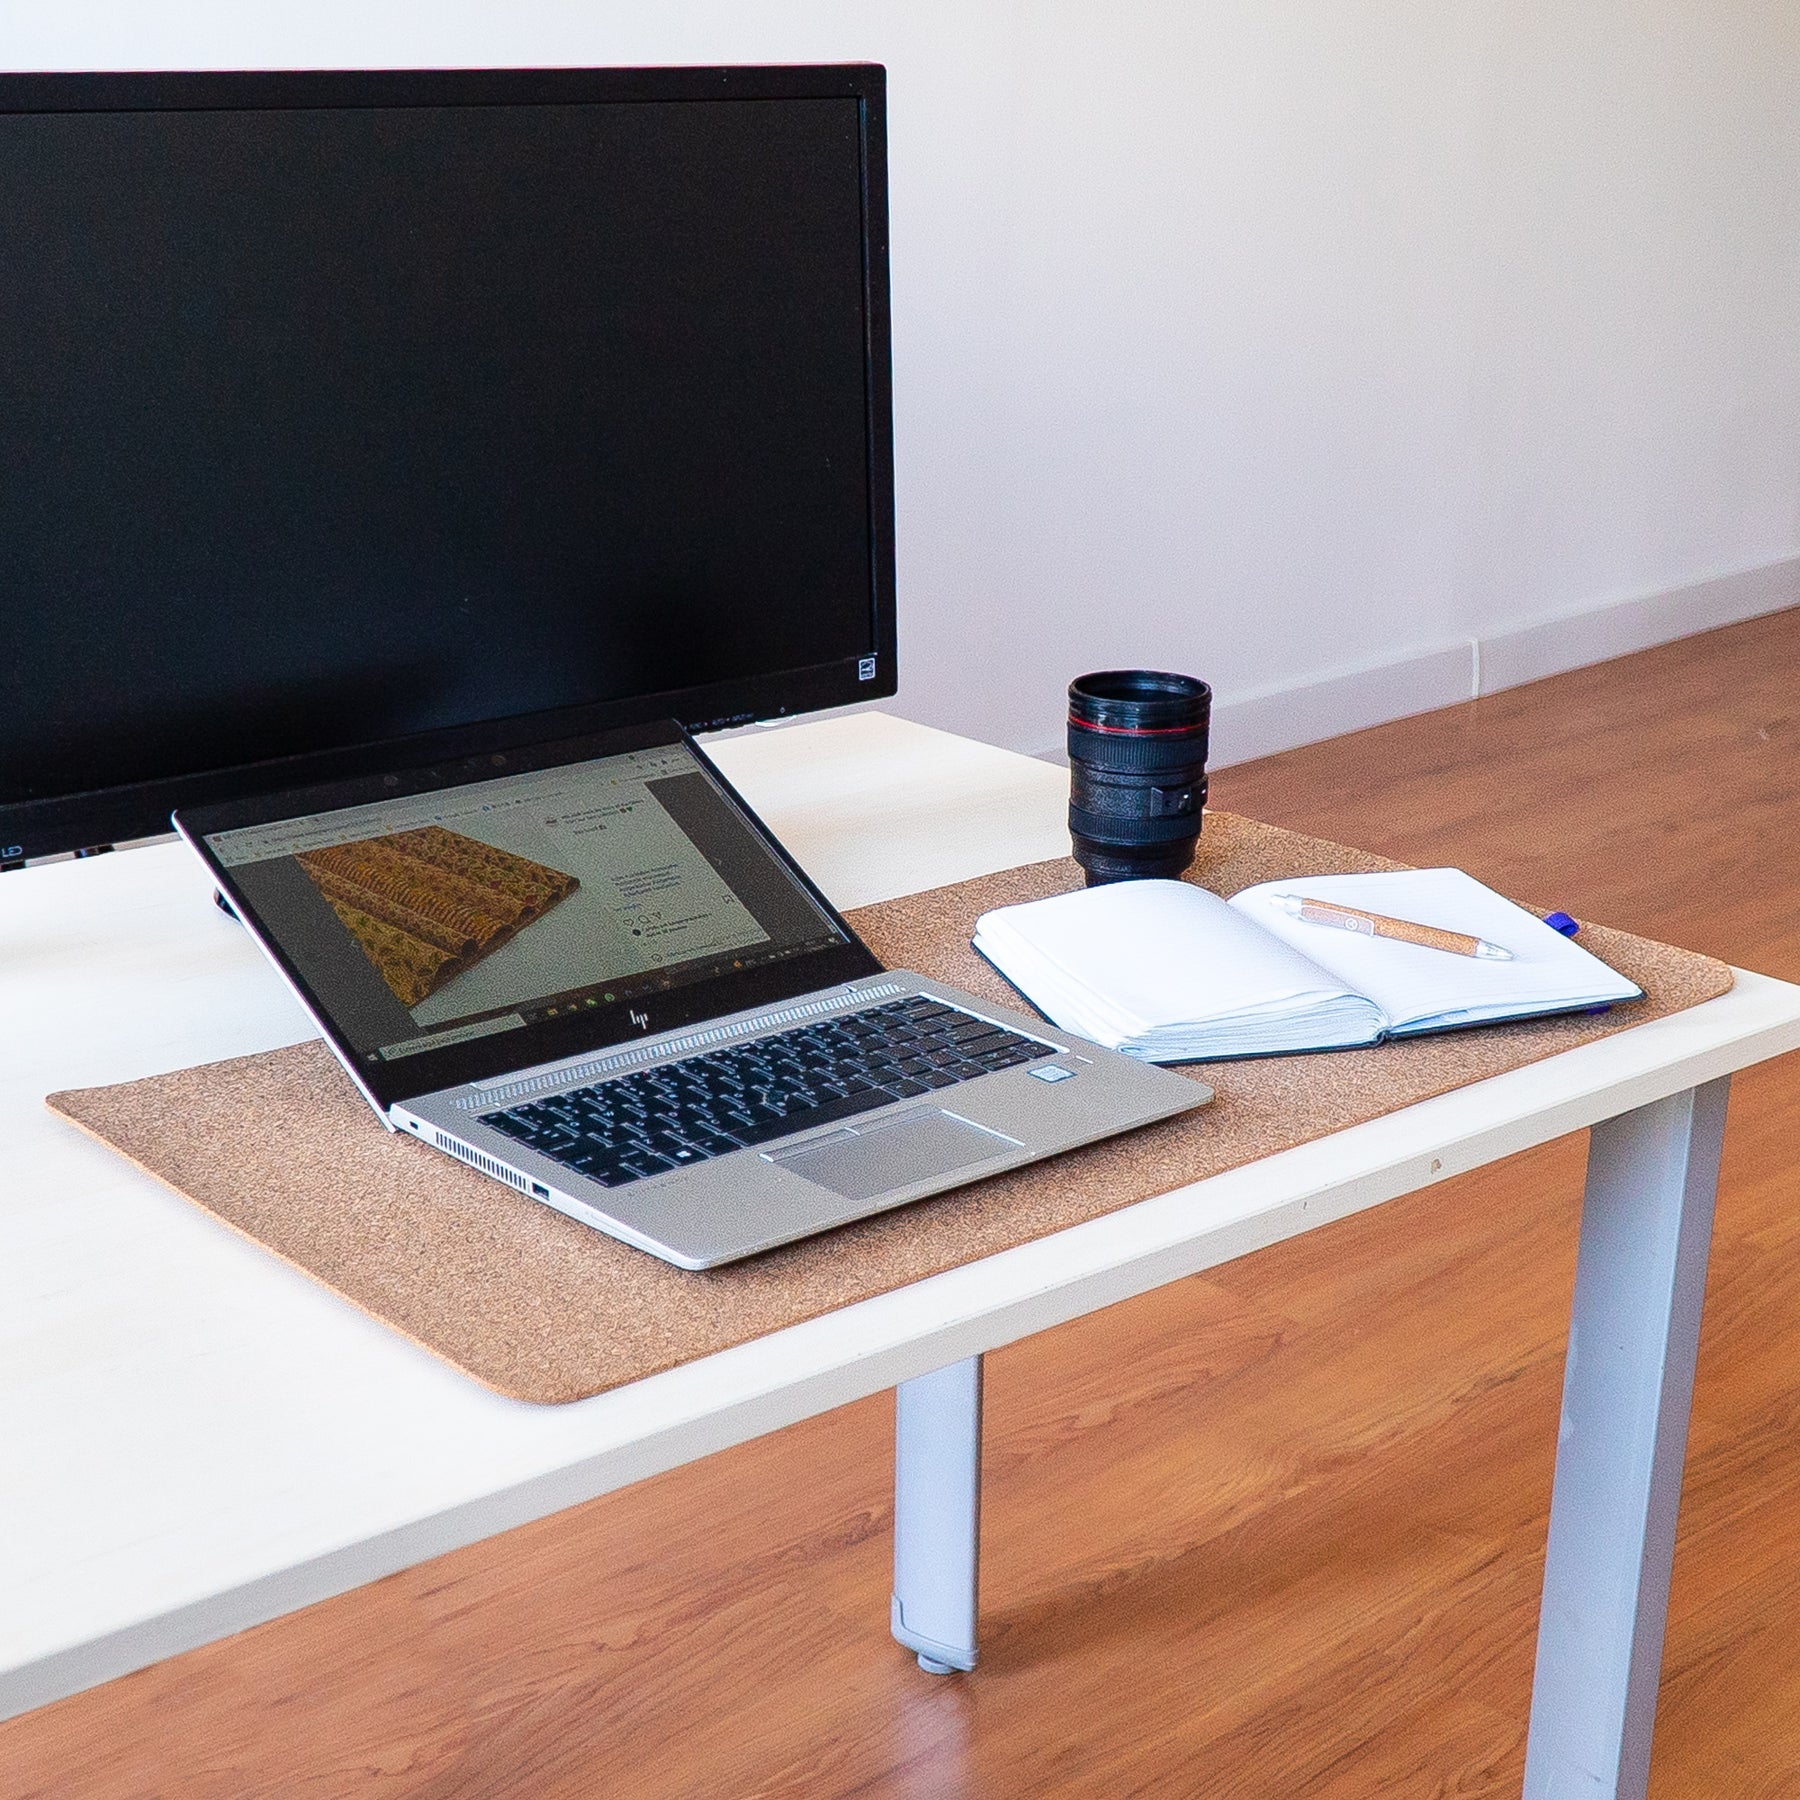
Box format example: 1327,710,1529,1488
1270,894,1514,961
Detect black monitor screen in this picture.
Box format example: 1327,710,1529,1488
0,67,893,860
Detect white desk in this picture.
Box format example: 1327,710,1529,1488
4,713,1798,1798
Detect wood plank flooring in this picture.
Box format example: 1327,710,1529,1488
4,606,1797,1798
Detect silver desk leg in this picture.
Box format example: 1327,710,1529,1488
1523,1078,1730,1800
892,1354,983,1674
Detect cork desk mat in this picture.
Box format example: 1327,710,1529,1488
47,812,1734,1404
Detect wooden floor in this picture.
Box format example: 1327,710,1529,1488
5,607,1798,1799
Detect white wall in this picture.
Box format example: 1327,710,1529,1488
12,2,1800,759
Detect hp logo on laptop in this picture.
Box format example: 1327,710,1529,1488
629,1009,650,1030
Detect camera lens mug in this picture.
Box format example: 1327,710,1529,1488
1066,670,1212,886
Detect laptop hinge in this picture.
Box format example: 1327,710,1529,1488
456,976,912,1109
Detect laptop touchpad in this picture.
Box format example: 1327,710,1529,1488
767,1109,1023,1204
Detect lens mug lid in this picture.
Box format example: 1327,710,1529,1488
1068,670,1211,735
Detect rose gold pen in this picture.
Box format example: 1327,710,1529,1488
1270,894,1514,961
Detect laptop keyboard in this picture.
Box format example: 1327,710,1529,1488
479,995,1055,1190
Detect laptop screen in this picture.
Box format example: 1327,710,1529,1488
201,736,859,1084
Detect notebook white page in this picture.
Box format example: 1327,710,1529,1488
973,880,1384,1057
1226,868,1643,1032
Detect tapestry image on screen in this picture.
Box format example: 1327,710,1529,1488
206,741,850,1066
296,826,580,1008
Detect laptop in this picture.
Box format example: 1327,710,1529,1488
176,720,1210,1269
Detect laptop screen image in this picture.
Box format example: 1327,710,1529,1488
202,739,852,1074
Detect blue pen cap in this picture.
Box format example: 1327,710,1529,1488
1544,911,1581,937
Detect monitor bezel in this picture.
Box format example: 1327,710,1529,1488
175,716,885,1111
0,64,896,864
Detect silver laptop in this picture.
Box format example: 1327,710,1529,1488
176,720,1209,1268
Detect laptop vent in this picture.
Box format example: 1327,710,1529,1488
458,980,911,1108
435,1132,531,1193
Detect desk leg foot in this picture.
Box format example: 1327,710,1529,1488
891,1354,982,1674
1522,1078,1730,1800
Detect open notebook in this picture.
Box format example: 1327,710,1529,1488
972,868,1645,1061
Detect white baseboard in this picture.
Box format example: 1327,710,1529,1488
1032,556,1799,770
1206,642,1475,769
1475,557,1800,697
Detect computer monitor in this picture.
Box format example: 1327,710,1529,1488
0,65,895,865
